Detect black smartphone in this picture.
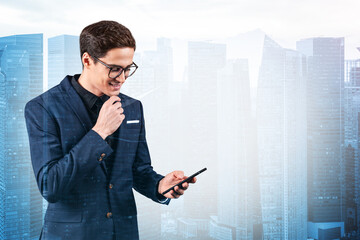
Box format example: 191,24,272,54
162,167,207,195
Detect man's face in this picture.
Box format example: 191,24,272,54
86,47,135,97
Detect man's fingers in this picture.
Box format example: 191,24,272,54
112,101,122,109
170,190,180,199
163,171,198,199
182,182,189,190
178,182,188,190
174,186,185,195
104,96,121,111
189,177,197,183
108,96,121,105
171,188,182,198
173,171,184,180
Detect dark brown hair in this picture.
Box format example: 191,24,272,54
79,20,136,61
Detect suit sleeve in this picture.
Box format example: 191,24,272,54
24,98,113,203
132,101,170,205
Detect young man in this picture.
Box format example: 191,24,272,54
25,20,196,240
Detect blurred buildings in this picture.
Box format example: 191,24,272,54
48,35,81,89
0,34,43,240
344,54,360,238
297,37,345,240
0,31,359,240
257,36,307,239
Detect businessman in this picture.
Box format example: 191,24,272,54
24,20,196,240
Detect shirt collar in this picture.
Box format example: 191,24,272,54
71,75,110,110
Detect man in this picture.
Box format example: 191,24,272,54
24,20,196,240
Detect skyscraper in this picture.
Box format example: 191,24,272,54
344,56,360,238
344,144,356,234
257,36,307,239
181,41,226,238
210,58,261,240
297,37,345,239
0,63,5,240
0,34,43,239
48,35,81,89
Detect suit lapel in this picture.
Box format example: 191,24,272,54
61,76,93,133
59,75,108,175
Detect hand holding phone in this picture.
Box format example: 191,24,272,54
161,168,207,195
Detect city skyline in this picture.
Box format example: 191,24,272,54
0,30,359,239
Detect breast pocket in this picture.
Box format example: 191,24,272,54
123,129,141,143
125,119,141,129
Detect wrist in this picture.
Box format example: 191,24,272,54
157,178,164,195
92,127,108,140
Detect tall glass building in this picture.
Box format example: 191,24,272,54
297,37,345,240
48,34,81,90
257,36,308,240
209,58,262,240
0,34,43,239
344,57,360,238
181,41,226,238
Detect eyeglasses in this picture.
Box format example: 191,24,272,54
92,56,138,79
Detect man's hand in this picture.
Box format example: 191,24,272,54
92,96,125,139
158,171,197,199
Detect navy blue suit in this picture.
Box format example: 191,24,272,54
24,75,170,240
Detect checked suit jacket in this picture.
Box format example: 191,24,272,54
24,75,170,240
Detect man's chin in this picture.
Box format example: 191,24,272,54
106,89,121,97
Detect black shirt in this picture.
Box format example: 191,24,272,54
71,75,115,172
71,75,110,126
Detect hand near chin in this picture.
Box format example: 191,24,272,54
92,96,124,139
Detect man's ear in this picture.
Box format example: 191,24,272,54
82,52,94,69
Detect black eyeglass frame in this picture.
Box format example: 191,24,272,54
92,56,138,79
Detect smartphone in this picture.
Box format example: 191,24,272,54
162,167,207,195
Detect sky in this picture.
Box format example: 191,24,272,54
0,0,359,91
0,0,359,56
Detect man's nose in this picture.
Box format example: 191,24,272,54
116,71,126,83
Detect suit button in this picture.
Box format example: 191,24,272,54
98,153,106,162
106,212,112,218
109,184,113,189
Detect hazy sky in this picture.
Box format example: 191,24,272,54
0,0,359,57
